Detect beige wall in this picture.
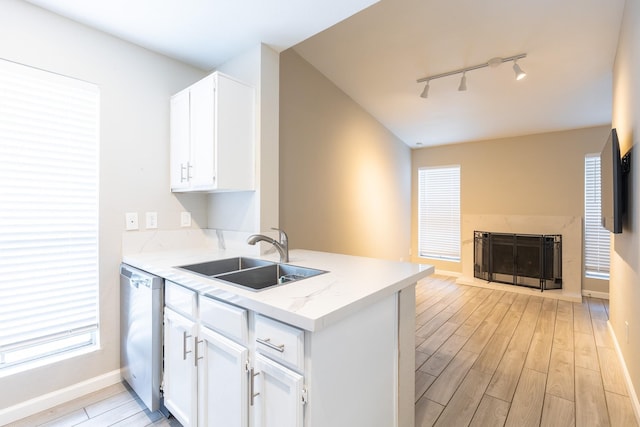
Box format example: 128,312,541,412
0,0,207,411
610,0,640,412
411,126,610,292
279,49,411,261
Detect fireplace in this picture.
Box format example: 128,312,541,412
474,231,562,291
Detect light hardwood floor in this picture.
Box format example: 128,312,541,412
9,275,639,426
415,275,639,427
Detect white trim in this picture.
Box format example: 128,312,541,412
397,286,415,427
581,289,610,300
0,369,121,425
607,321,640,424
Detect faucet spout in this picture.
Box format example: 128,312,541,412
247,228,289,262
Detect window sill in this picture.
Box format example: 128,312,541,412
0,344,99,379
418,255,461,263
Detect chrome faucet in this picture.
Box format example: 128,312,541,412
247,228,289,263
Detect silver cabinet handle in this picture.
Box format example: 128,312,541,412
180,162,193,182
194,336,203,367
182,331,192,360
256,337,285,353
249,368,260,406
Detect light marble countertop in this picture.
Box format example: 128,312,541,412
123,248,434,332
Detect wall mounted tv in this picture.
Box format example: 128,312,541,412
600,128,623,233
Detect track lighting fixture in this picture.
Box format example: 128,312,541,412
458,72,467,91
420,81,430,98
513,59,526,80
417,53,527,98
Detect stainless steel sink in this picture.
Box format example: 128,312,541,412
176,257,327,291
177,257,274,277
215,263,326,291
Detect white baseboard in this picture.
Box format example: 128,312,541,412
582,289,610,300
607,321,640,424
0,369,122,426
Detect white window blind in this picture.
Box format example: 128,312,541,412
0,59,99,369
418,166,460,261
584,154,610,279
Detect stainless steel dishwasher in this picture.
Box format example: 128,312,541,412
120,263,163,411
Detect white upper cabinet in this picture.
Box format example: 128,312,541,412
169,89,191,191
170,72,255,192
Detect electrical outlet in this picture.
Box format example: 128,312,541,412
180,211,191,227
125,212,138,231
146,212,158,229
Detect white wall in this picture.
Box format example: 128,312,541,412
610,0,640,414
0,0,207,411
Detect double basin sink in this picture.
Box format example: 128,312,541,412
177,257,327,291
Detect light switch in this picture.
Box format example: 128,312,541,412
180,211,191,227
125,212,139,231
146,212,158,229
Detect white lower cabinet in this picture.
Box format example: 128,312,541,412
253,353,304,427
198,326,249,427
163,284,405,427
164,307,251,427
163,308,198,427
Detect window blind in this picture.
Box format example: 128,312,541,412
0,59,99,368
418,166,460,261
584,154,610,279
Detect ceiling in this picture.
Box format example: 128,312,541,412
26,0,626,148
24,0,379,69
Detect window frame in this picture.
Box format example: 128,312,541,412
584,153,610,280
417,165,461,262
0,58,100,371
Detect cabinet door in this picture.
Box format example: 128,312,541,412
189,74,216,189
198,326,249,427
169,89,191,191
164,308,198,427
253,354,304,427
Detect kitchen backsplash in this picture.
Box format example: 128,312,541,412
122,228,257,255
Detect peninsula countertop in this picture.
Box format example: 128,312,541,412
123,248,434,331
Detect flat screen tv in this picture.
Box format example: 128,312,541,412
600,128,623,233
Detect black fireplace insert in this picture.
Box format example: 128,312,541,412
474,231,562,291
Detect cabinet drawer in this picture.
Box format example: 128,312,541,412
165,281,197,318
199,296,248,345
254,315,304,371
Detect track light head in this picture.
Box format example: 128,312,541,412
420,81,430,98
458,72,467,91
513,60,526,80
